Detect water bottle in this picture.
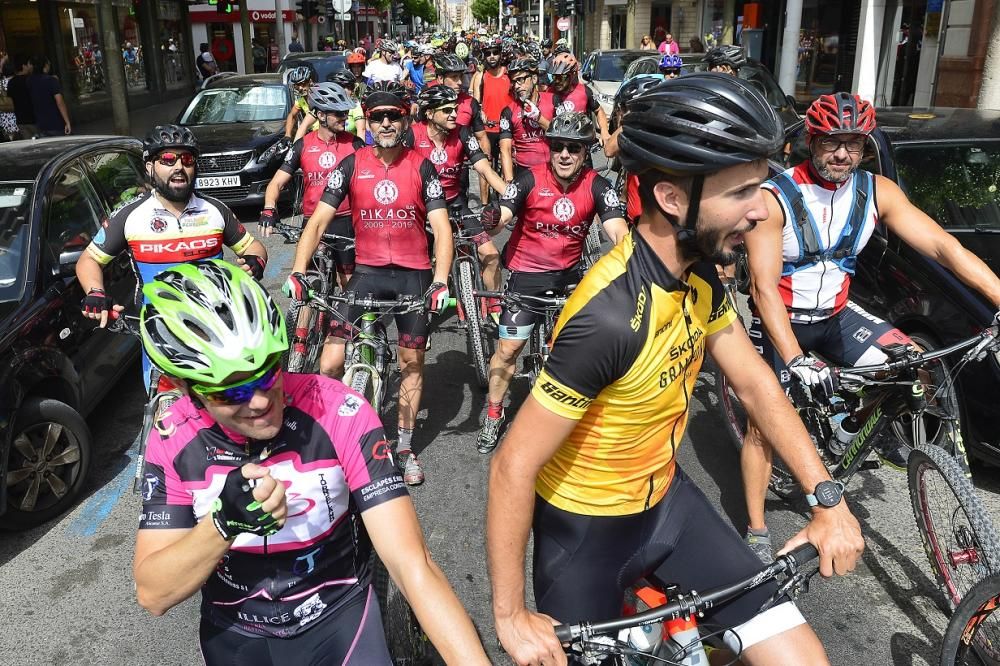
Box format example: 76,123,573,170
829,414,859,457
661,615,709,665
622,586,664,664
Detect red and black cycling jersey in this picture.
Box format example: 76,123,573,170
538,84,600,119
320,146,446,270
140,373,408,638
279,131,364,218
456,91,486,134
403,122,487,202
498,101,550,169
500,164,624,272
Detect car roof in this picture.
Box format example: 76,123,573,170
207,73,284,88
875,107,1000,143
281,52,347,62
0,136,140,182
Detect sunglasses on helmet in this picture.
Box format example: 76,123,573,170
157,151,196,167
191,356,282,405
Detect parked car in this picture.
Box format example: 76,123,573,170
176,73,292,208
0,137,143,529
580,49,655,116
624,53,801,132
840,108,1000,467
277,52,348,83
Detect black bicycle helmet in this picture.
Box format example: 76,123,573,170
362,80,410,110
143,124,200,161
541,38,553,49
545,112,596,144
703,45,747,72
506,57,538,75
308,82,356,113
287,66,313,84
615,75,663,107
326,69,357,88
433,52,465,74
418,84,458,112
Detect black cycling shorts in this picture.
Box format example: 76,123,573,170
330,265,431,350
748,300,912,390
498,268,578,340
532,466,779,630
199,585,391,665
328,214,356,275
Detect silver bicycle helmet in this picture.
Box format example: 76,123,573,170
308,82,356,113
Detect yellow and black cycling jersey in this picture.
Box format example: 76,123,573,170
532,228,737,516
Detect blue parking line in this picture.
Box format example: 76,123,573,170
65,438,138,538
267,238,297,277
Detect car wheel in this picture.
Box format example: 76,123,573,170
2,398,93,530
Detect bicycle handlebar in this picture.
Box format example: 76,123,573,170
473,289,570,309
304,289,426,313
272,221,354,248
553,542,819,643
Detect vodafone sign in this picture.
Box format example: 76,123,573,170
190,9,295,22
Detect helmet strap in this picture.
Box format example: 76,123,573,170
677,175,704,243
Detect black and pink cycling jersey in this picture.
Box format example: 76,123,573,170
139,373,408,639
498,102,550,169
500,164,624,272
404,122,487,202
538,84,599,120
279,131,364,218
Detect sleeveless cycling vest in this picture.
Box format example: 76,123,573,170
297,131,360,218
762,162,879,322
480,69,513,133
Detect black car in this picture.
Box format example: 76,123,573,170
177,73,292,208
846,108,1000,466
277,52,348,83
0,137,143,529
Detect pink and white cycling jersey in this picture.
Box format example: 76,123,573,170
139,373,407,638
763,162,879,323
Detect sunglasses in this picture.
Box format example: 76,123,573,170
817,137,866,154
367,108,406,124
435,105,458,116
511,75,533,85
329,109,349,119
550,141,586,155
484,49,501,56
157,151,196,167
191,357,282,405
551,74,571,82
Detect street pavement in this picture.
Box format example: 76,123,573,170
2,210,1000,665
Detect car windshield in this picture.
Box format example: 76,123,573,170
0,182,32,302
593,53,646,81
894,143,1000,229
180,85,289,124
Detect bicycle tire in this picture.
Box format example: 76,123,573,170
303,308,327,374
940,572,1000,666
291,172,305,227
909,443,1000,614
349,367,376,408
458,260,491,388
283,301,315,373
371,553,436,665
582,222,604,271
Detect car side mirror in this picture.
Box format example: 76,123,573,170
582,70,592,82
57,249,83,277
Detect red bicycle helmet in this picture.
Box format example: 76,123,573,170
347,51,366,65
805,92,876,135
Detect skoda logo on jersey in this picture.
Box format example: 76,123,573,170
430,146,448,165
426,177,444,200
327,168,345,191
150,217,169,233
374,179,399,205
604,188,621,209
553,196,576,223
318,151,337,169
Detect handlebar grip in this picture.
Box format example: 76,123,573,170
788,542,819,566
554,624,572,642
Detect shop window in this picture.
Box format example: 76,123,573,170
57,5,106,99
158,0,189,89
117,4,147,92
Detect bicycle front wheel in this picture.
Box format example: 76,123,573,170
940,572,1000,666
283,301,314,373
371,553,436,665
348,367,376,409
909,443,1000,613
458,260,491,389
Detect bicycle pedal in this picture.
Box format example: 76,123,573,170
859,459,882,471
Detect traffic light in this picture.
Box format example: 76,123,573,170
572,0,583,15
216,0,233,13
555,0,567,16
297,0,319,19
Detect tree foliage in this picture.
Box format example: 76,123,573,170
470,0,497,25
404,0,437,24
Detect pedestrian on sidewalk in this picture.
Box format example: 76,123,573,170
288,34,305,54
0,57,20,140
196,43,217,80
28,55,71,136
6,54,35,139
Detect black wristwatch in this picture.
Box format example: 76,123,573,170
805,480,844,508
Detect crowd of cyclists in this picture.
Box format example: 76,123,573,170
71,28,1000,665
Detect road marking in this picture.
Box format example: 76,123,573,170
65,438,139,538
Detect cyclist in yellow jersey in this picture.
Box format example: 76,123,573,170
486,74,865,666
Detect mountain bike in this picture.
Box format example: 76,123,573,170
449,214,493,388
718,325,1000,612
107,313,178,495
940,571,1000,666
554,543,820,665
272,220,354,373
474,288,571,387
581,222,606,273
302,290,425,415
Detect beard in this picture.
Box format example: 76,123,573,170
152,168,194,203
811,152,855,183
374,128,402,148
677,221,755,265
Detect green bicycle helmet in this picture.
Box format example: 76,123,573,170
140,260,287,384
